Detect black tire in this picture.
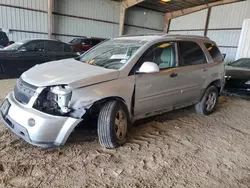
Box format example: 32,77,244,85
97,100,130,149
195,86,219,115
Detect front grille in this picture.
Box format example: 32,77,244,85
14,78,37,104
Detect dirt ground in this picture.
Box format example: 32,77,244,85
1,79,250,188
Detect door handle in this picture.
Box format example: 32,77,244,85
170,72,178,78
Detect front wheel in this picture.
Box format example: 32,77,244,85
97,100,130,148
195,86,219,115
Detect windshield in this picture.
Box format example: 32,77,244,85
4,40,27,50
79,39,146,70
229,58,250,69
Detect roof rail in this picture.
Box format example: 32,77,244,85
119,33,210,40
119,33,166,37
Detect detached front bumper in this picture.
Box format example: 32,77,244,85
0,92,82,148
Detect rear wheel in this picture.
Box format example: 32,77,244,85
195,86,219,115
97,100,130,148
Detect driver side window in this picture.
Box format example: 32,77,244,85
23,41,45,52
24,42,35,52
141,42,176,70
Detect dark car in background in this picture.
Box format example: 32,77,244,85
0,31,10,48
0,39,79,79
69,37,105,53
224,58,250,95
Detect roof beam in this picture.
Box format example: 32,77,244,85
121,0,146,8
164,0,241,33
119,0,146,36
165,0,241,19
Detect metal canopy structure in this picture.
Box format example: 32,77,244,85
118,0,244,36
138,0,220,12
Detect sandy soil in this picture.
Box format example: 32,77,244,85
1,79,250,188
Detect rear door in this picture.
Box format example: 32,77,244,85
173,41,209,106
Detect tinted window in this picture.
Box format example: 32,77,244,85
0,32,8,41
178,41,206,66
34,41,45,52
47,41,64,52
92,39,101,45
141,42,176,70
205,43,223,62
64,44,72,52
83,39,92,45
24,42,35,51
24,41,45,52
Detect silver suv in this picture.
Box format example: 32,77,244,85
0,34,225,148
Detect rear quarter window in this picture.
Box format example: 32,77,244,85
205,43,223,62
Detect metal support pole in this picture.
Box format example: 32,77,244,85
204,7,211,36
119,4,126,36
48,0,53,39
164,14,171,33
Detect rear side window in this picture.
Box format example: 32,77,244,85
47,41,64,52
205,43,223,62
178,41,207,66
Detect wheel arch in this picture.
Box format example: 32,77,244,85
82,96,132,120
199,79,223,101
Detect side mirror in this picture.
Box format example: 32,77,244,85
18,47,27,52
137,62,160,74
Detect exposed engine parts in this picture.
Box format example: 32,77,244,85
50,86,72,113
33,85,73,116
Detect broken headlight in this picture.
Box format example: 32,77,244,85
33,85,72,116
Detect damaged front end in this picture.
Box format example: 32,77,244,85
1,78,88,147
33,85,74,116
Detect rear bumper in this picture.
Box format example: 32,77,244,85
0,92,82,148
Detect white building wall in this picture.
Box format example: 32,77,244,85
0,0,165,43
169,0,250,63
124,6,164,34
236,19,250,59
53,0,120,40
170,9,207,31
0,0,47,42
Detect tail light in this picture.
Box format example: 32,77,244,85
7,42,10,46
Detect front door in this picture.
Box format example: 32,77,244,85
5,40,46,78
134,41,181,117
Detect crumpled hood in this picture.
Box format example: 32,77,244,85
21,58,120,88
